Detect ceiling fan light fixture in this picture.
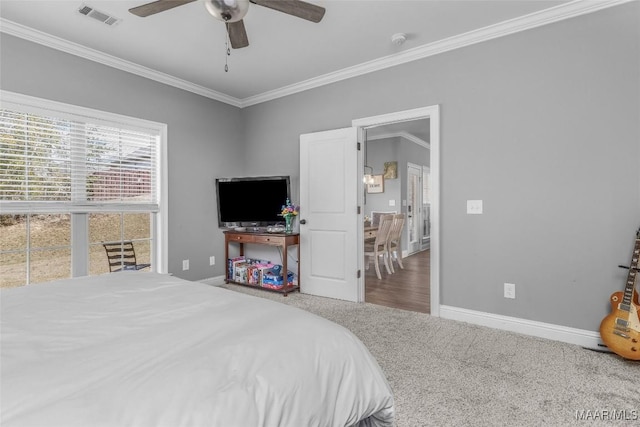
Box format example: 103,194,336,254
204,0,249,22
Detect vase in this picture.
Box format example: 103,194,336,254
284,215,294,234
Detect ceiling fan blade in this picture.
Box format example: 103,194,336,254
227,20,250,49
251,0,325,23
129,0,197,17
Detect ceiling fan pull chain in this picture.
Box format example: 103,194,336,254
224,22,231,73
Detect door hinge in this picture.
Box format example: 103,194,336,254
357,269,361,279
357,142,361,151
357,206,361,214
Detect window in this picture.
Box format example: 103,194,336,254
0,91,166,287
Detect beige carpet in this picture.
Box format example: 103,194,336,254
220,284,640,427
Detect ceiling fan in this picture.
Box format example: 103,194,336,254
129,0,326,49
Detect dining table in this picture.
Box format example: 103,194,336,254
364,224,377,240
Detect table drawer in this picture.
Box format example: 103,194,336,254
253,235,284,245
227,234,256,243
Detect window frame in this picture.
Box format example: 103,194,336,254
0,90,168,278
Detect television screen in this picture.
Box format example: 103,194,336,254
216,176,291,227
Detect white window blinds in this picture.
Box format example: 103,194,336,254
0,91,161,214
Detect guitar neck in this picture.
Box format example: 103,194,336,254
621,237,640,310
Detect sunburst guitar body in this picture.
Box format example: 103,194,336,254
599,229,640,360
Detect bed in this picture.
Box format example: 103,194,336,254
0,272,394,427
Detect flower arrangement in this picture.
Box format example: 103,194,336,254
280,199,299,218
280,199,299,233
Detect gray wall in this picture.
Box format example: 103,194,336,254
365,138,401,215
1,3,638,333
0,34,245,282
240,3,640,331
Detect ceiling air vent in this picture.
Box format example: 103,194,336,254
78,4,121,26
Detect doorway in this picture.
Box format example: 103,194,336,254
361,124,430,313
353,106,440,316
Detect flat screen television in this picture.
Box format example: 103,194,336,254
215,176,291,227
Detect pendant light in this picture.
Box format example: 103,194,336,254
363,129,375,184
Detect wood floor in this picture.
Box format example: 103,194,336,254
364,249,430,313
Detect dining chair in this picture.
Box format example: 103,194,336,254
370,211,397,227
102,241,151,272
387,213,406,273
364,214,394,279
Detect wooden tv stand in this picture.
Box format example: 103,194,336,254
224,230,300,296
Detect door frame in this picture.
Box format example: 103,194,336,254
352,105,440,316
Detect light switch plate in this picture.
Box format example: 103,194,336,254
467,200,483,214
504,283,516,299
389,200,396,206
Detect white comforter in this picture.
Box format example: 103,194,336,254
0,273,394,427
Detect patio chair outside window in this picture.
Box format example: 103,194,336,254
102,241,151,272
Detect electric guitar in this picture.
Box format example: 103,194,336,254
599,229,640,360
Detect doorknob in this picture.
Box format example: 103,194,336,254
299,219,307,225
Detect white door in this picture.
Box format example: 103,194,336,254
407,163,422,254
421,166,431,250
299,127,359,301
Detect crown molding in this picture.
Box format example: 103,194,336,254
1,0,633,109
239,0,634,107
0,18,243,108
367,131,430,149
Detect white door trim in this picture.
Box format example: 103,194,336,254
352,105,440,316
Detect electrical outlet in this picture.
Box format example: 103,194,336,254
467,200,483,214
182,259,189,271
504,282,516,299
209,256,215,266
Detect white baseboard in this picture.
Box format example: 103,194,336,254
200,275,226,286
440,305,606,351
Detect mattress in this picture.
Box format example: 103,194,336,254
0,272,394,427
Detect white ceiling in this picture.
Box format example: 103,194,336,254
1,0,625,107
